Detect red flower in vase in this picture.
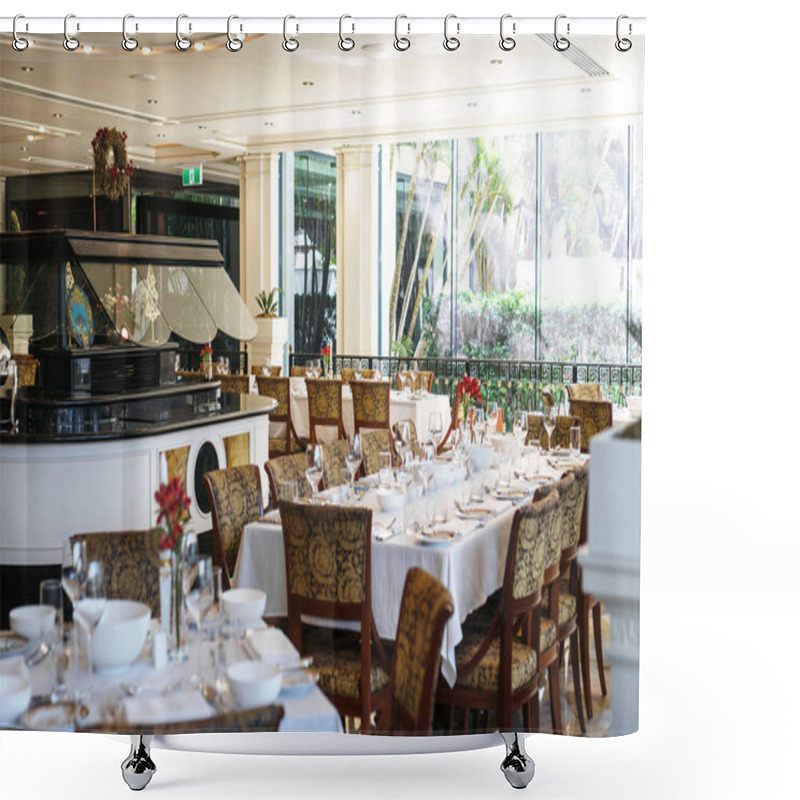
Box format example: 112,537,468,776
155,477,191,552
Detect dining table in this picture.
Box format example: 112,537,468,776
235,439,589,686
1,619,342,734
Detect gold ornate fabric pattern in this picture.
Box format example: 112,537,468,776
392,419,418,449
566,383,602,402
396,371,434,392
306,378,344,442
161,445,190,486
224,432,250,468
256,375,290,415
511,489,558,601
539,487,564,574
290,366,307,377
308,640,390,701
351,380,390,429
257,376,304,457
321,438,350,489
453,629,538,693
280,502,371,605
204,465,263,578
526,413,580,450
15,356,38,387
265,452,311,507
392,568,453,727
341,368,376,384
219,374,250,394
252,365,282,376
568,399,613,449
361,429,396,475
71,530,162,616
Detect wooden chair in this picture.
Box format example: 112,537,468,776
436,490,558,732
526,413,580,451
321,438,350,489
219,374,250,394
341,368,375,385
15,355,39,387
69,530,162,616
251,365,282,377
376,567,454,735
256,375,305,459
279,501,391,732
566,383,602,402
436,382,464,454
203,465,264,592
350,380,391,435
306,378,345,444
264,452,312,508
290,366,308,377
361,428,397,475
396,370,434,393
542,388,555,410
568,398,613,451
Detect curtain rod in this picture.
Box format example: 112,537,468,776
1,16,646,38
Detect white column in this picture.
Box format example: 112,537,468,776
379,145,396,356
581,422,641,736
335,145,380,356
239,153,281,317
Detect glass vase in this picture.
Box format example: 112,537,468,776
159,550,187,663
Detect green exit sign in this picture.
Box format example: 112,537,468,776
182,166,203,187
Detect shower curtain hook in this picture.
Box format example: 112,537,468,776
283,15,299,52
553,14,570,51
443,14,460,51
615,15,632,51
394,15,411,51
175,14,191,51
499,14,516,51
122,15,138,51
12,15,29,51
227,15,243,52
63,14,80,52
338,15,355,51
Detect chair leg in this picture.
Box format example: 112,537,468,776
570,630,586,734
548,661,563,734
580,596,594,719
592,601,608,697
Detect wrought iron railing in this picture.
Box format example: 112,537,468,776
289,351,641,413
176,347,249,375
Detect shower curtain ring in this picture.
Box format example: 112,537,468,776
499,14,516,51
553,14,570,51
283,15,299,52
227,15,243,52
175,14,191,51
615,15,633,51
12,15,29,51
394,15,410,51
338,15,355,51
443,14,460,51
122,15,138,51
63,14,80,52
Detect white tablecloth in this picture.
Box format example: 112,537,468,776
286,378,451,443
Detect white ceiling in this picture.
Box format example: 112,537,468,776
0,31,644,183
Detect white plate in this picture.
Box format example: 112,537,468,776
455,507,491,521
21,702,76,732
413,529,457,546
281,669,320,696
493,489,529,501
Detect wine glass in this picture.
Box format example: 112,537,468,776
394,421,413,465
487,402,499,433
76,561,106,686
543,407,557,452
353,363,362,381
428,411,443,450
419,442,435,495
262,357,272,377
305,444,324,500
61,540,87,619
184,555,214,683
346,434,362,488
306,359,315,379
409,360,419,393
313,358,322,379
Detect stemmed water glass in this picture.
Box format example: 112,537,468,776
543,406,557,452
305,444,324,500
61,539,87,619
513,410,528,446
394,421,412,465
262,358,272,377
184,555,214,683
306,359,315,379
75,561,106,695
419,441,435,496
428,411,443,450
346,434,362,489
487,402,499,433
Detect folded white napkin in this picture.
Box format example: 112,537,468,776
123,689,214,725
247,627,300,668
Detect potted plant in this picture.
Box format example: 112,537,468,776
252,287,288,374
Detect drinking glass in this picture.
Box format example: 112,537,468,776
262,358,272,377
428,411,443,449
61,539,87,619
174,354,181,373
278,480,298,504
353,364,362,381
569,425,582,457
313,358,322,379
306,360,315,379
184,555,214,684
394,421,412,465
181,531,199,568
346,434,363,487
76,561,106,680
543,407,557,452
513,410,528,446
305,443,324,500
487,402,499,433
201,566,225,689
40,579,63,638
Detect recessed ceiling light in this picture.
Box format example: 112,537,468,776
141,46,151,55
52,113,63,119
302,80,314,87
37,125,46,133
490,59,503,65
20,146,28,152
467,102,478,108
351,110,362,115
198,125,207,130
194,42,204,52
147,98,158,104
156,133,166,139
263,122,274,127
83,45,93,54
580,87,592,94
26,134,35,142
21,66,34,72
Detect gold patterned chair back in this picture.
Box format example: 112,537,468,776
306,378,345,443
341,368,376,385
566,383,602,402
350,380,390,432
321,438,351,489
251,365,282,376
388,567,454,734
219,374,250,394
506,490,557,603
256,375,303,458
361,428,396,475
15,356,39,387
549,472,580,552
568,398,613,450
290,366,307,377
526,413,580,451
203,465,263,591
396,371,434,393
264,452,311,508
70,530,162,616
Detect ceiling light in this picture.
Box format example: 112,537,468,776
302,80,314,87
467,102,478,108
37,125,46,133
263,122,274,127
27,134,35,141
156,133,166,139
52,113,63,119
21,66,34,72
351,110,361,115
20,146,28,152
147,98,158,104
490,59,503,65
141,46,151,55
198,125,207,130
194,42,204,52
83,45,93,54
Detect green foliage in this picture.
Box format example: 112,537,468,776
390,335,415,358
457,289,538,360
255,287,283,316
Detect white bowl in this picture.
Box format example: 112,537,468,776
468,444,495,473
375,487,405,513
0,674,32,725
222,588,266,626
9,605,56,646
86,600,151,675
226,661,282,709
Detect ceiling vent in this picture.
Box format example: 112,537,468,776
536,35,609,78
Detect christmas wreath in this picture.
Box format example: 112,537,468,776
92,127,133,200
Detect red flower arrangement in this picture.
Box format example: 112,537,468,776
457,375,482,426
321,344,331,376
155,477,191,552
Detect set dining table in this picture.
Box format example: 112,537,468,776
234,438,589,686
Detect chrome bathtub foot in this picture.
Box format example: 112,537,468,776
121,735,156,791
499,732,535,789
